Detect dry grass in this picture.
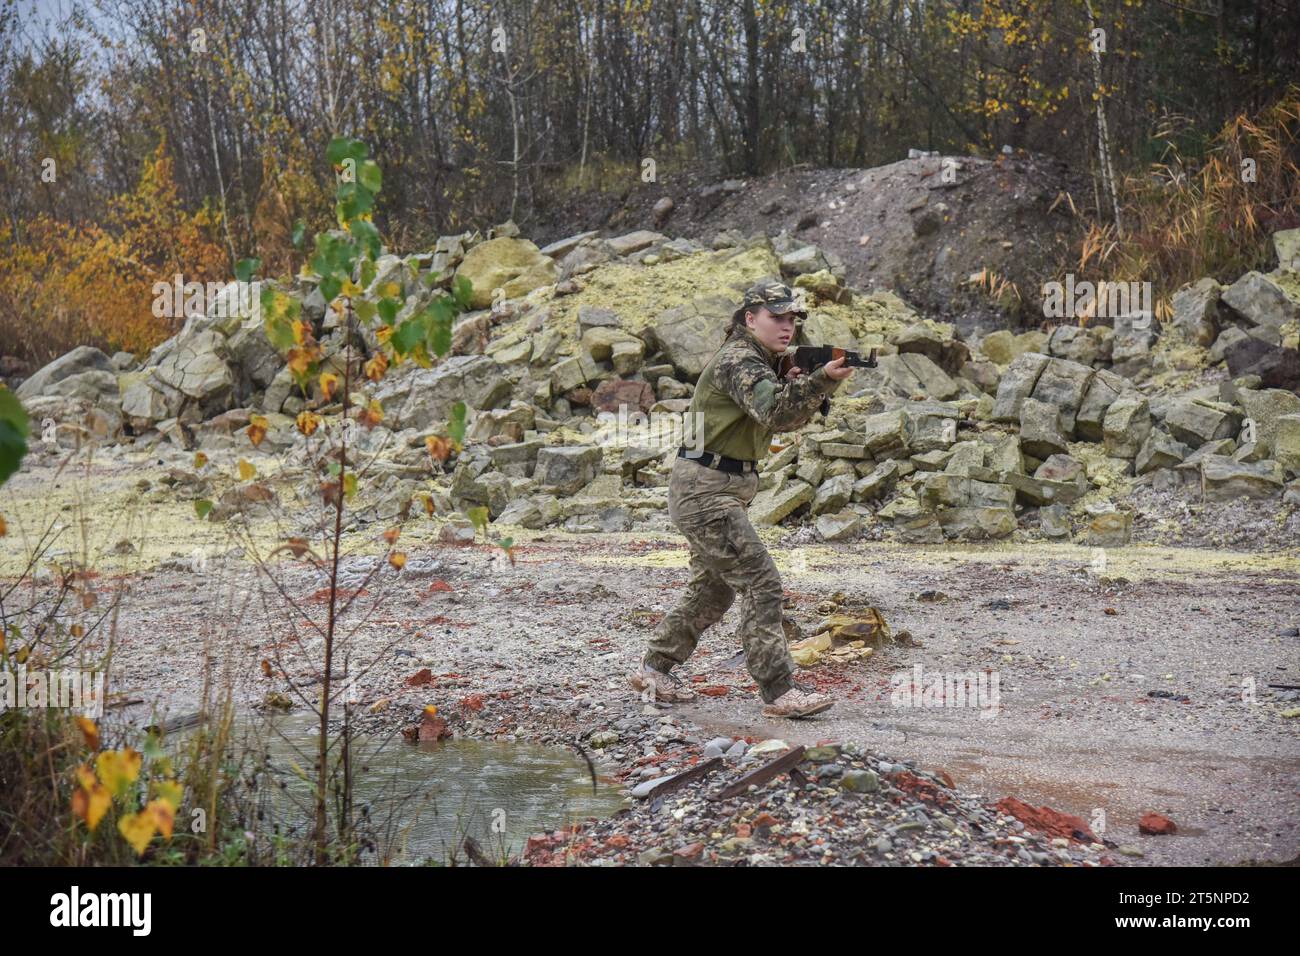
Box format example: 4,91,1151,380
1073,86,1300,310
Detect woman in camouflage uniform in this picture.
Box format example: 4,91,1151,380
629,281,852,718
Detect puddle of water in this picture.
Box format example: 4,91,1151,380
186,713,627,865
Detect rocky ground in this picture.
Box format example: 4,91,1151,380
6,442,1295,867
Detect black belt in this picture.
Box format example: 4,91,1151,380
678,447,757,474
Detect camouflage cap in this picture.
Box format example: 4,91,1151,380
732,280,806,324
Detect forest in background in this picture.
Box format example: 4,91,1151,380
2,0,1299,361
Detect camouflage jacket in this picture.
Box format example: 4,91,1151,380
686,326,841,462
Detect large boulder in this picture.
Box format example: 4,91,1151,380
798,311,857,349
1075,368,1131,441
859,409,915,458
1231,344,1300,393
992,352,1050,422
1200,455,1285,500
1273,414,1300,474
1018,398,1069,460
811,473,853,515
228,323,283,401
455,238,558,308
875,352,961,400
979,329,1047,367
1235,388,1299,442
890,323,970,374
900,401,960,453
1046,325,1103,366
534,445,603,495
591,378,655,415
1274,228,1300,272
1029,357,1095,435
373,355,503,430
550,351,605,393
915,474,1016,540
44,369,120,407
151,330,236,418
1136,430,1189,475
1102,392,1151,459
120,374,176,426
1220,271,1298,330
852,461,900,501
1171,277,1222,347
581,327,645,374
646,295,733,381
15,346,113,400
1164,398,1240,448
748,479,815,525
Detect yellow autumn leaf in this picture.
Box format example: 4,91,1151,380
147,798,175,839
118,808,158,856
423,704,438,717
291,318,309,345
389,551,406,570
357,399,383,429
425,435,450,462
287,347,313,377
72,781,111,832
96,748,142,798
364,352,388,382
76,717,99,750
152,778,183,813
381,282,401,298
238,459,256,481
340,279,363,297
319,371,340,401
296,410,322,436
246,414,269,448
375,325,393,344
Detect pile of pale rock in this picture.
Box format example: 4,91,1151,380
12,223,1300,546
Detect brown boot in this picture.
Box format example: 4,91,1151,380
761,687,833,719
628,660,697,703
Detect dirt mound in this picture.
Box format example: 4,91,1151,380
536,154,1088,335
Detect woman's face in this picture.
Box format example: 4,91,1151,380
745,306,797,355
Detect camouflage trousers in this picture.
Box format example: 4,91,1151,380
645,455,795,704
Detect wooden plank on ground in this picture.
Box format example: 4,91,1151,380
645,756,724,800
710,745,807,801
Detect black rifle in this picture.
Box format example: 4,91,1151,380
777,345,878,378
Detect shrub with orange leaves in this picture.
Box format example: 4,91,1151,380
0,142,227,364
